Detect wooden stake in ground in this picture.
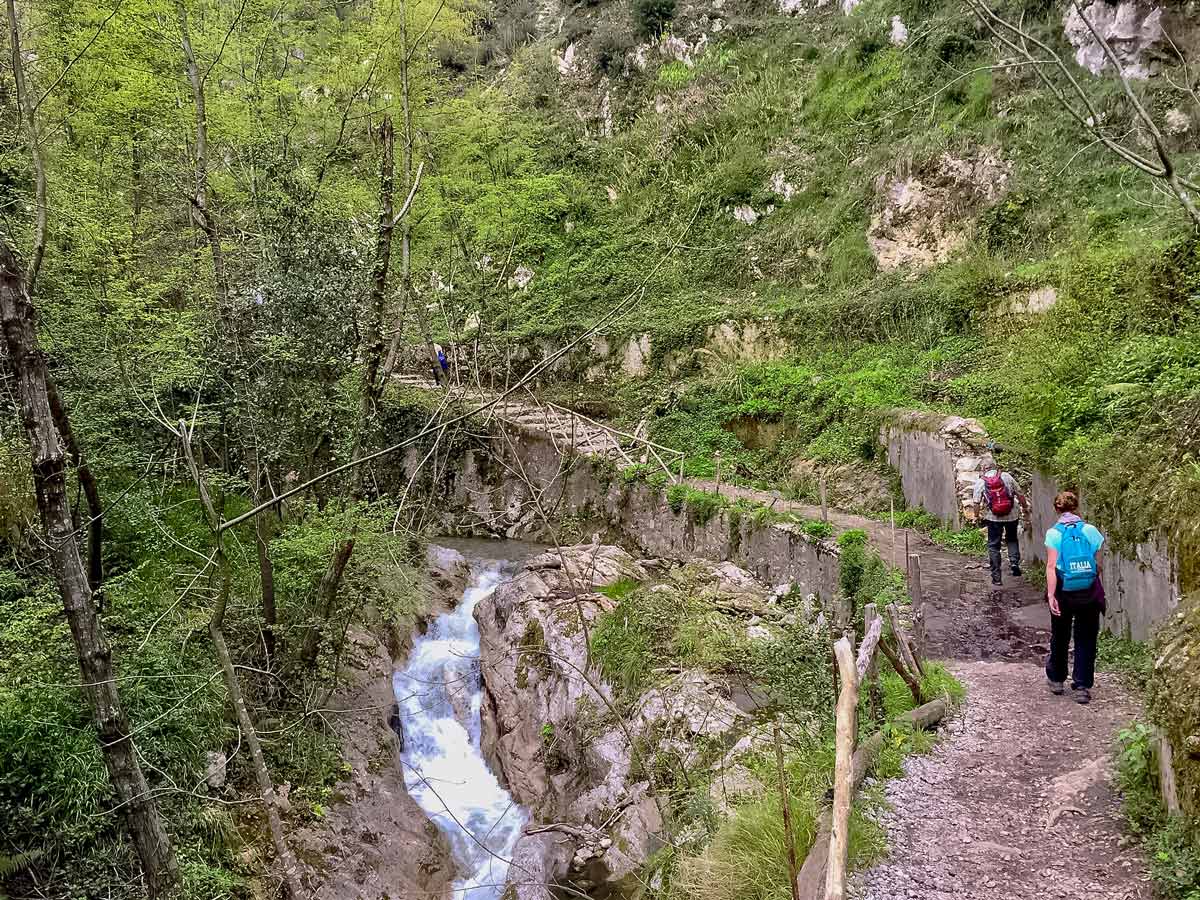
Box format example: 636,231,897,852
826,637,858,900
908,553,926,659
890,498,896,567
715,450,722,497
887,602,926,678
863,603,884,726
820,477,829,522
1158,730,1181,814
795,698,949,900
775,722,802,900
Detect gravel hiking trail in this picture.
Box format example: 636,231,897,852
850,594,1152,900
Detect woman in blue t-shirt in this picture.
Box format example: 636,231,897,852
1044,491,1105,705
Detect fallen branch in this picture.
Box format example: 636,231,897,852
887,602,925,677
879,637,922,706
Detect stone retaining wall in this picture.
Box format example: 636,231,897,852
404,424,842,601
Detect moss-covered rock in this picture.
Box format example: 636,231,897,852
1149,592,1200,815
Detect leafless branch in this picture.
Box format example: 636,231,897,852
967,0,1200,228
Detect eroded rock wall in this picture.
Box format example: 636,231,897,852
406,423,840,601
1150,594,1200,816
475,545,769,900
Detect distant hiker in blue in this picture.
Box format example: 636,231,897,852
432,342,450,384
1044,491,1105,705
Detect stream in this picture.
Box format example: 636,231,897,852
394,556,529,900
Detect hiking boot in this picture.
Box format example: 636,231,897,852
991,572,1002,586
1047,678,1065,695
1011,565,1023,577
1074,687,1091,705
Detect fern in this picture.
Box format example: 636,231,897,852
0,850,41,898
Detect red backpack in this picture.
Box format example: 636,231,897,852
983,472,1013,515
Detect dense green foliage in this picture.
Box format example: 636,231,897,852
588,549,963,900
1117,723,1200,900
0,0,478,893
3,0,1198,892
444,0,1200,568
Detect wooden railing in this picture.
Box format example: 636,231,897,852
793,602,948,900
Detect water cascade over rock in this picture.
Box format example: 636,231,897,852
395,563,529,900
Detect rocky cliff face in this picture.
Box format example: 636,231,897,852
291,623,455,900
475,544,764,900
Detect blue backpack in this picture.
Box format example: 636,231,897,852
1055,522,1097,591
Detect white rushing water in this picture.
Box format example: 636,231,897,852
395,562,528,900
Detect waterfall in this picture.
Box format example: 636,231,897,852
395,561,529,900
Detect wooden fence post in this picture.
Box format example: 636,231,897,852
820,477,829,522
907,554,926,660
887,602,925,678
890,499,896,568
826,637,859,900
1158,730,1181,815
863,603,883,726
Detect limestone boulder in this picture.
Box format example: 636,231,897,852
868,153,1010,272
1064,1,1165,80
427,544,471,607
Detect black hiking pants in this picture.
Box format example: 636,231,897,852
986,520,1021,579
1046,599,1100,690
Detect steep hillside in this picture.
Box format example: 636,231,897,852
420,0,1200,578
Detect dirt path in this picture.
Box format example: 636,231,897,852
852,661,1150,900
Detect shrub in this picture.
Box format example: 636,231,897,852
593,19,636,75
635,0,676,38
658,60,694,89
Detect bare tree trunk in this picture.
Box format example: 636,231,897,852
44,381,104,594
304,115,398,670
6,0,46,291
179,424,303,900
301,537,356,669
244,439,278,663
131,117,144,273
397,1,443,385
175,0,229,304
353,115,395,467
6,0,103,591
0,239,181,897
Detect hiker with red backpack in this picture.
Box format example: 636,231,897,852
1045,490,1105,705
972,455,1031,586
